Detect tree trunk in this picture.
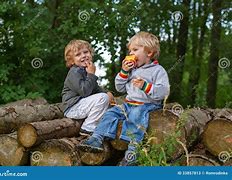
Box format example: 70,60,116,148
188,0,199,105
172,0,191,105
206,0,223,108
30,137,82,166
0,97,48,108
178,154,220,166
0,133,28,166
148,108,212,159
192,0,210,104
18,118,82,148
174,142,221,166
79,141,111,166
0,103,63,134
202,108,232,162
203,118,232,160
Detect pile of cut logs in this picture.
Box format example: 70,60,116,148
0,98,231,166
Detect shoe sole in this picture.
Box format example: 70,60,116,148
77,144,104,153
79,132,91,136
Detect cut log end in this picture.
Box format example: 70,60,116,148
0,135,28,166
30,138,81,166
203,118,232,157
79,142,111,166
18,124,38,148
148,110,180,144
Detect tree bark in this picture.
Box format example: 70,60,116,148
0,97,48,108
0,133,28,166
206,0,223,108
18,118,82,148
172,0,191,104
0,103,63,134
174,142,221,166
190,0,210,104
178,154,220,166
30,137,82,166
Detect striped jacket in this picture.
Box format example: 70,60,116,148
115,61,170,105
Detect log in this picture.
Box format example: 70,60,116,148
147,108,212,159
173,142,220,166
79,141,111,166
111,106,212,158
0,103,63,134
0,133,28,166
18,118,82,148
31,135,112,166
178,154,220,166
30,137,82,166
203,118,232,160
0,97,48,108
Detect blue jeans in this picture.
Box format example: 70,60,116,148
94,103,162,144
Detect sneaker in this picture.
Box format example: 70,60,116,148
79,129,93,136
77,137,104,153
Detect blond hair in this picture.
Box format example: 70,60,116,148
64,39,94,68
127,31,160,59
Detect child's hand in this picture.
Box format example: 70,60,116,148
122,59,134,72
107,92,116,105
132,77,145,89
86,61,96,74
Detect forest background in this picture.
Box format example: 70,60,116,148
0,0,231,108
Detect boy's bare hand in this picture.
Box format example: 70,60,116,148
86,61,96,74
132,77,145,89
122,59,134,72
107,92,116,105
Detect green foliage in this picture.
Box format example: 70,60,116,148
0,0,231,107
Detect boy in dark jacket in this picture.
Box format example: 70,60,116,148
62,40,114,135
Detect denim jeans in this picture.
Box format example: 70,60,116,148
94,103,162,144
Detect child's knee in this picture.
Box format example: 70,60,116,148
98,93,109,105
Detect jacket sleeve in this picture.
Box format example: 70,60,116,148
115,69,129,93
67,69,99,97
140,67,170,100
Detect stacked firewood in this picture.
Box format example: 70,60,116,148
0,98,231,166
